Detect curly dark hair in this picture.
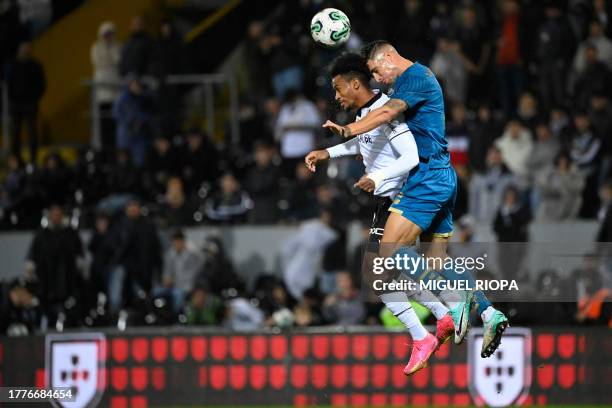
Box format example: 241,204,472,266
329,52,372,85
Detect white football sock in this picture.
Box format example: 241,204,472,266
379,291,428,341
406,287,449,320
481,306,496,323
418,301,449,320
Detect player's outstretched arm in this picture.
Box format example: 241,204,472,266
323,99,408,138
305,137,360,172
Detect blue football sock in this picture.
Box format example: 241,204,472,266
473,290,492,316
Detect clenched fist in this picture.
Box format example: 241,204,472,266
354,175,376,193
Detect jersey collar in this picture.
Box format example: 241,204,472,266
359,90,383,112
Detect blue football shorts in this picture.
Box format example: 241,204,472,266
389,161,457,237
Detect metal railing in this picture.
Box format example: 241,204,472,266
83,73,240,149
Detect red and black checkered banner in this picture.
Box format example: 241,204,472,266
0,327,610,407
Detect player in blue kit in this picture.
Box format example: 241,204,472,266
323,41,509,364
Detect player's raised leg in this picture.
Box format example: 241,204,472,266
421,235,474,345
367,199,454,350
364,227,432,370
380,213,439,375
424,234,509,355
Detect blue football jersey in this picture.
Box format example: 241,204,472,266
391,62,449,168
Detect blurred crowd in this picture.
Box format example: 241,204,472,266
0,200,373,334
1,0,612,333
1,200,610,335
3,1,612,229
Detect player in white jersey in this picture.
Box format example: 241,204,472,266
305,53,454,375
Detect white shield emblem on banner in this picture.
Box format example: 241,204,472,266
468,327,532,407
45,333,106,408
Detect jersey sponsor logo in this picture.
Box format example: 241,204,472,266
468,328,532,407
359,134,373,144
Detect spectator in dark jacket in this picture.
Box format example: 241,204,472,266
107,199,162,313
244,142,280,224
144,135,180,197
0,154,27,213
493,185,532,281
159,177,196,228
200,236,243,294
0,154,40,229
517,92,541,133
204,173,253,224
574,45,612,110
26,205,84,323
5,41,46,164
570,113,602,218
107,149,142,197
243,21,272,99
0,281,42,336
150,20,187,78
150,20,188,134
493,185,532,242
589,94,612,157
181,130,219,194
88,213,114,300
112,78,155,166
283,163,318,221
36,153,72,208
535,3,575,110
119,16,153,77
468,104,501,173
456,5,492,104
589,95,612,183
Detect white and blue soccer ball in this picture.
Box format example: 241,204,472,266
271,308,295,328
310,8,351,47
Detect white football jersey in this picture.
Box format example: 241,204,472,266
356,92,413,197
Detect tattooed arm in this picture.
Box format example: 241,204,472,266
323,98,408,138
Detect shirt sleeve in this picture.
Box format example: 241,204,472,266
326,137,360,158
367,125,419,187
393,72,427,109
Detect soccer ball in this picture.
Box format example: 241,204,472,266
271,308,295,328
310,8,351,47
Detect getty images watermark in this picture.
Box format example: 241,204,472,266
369,252,520,292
